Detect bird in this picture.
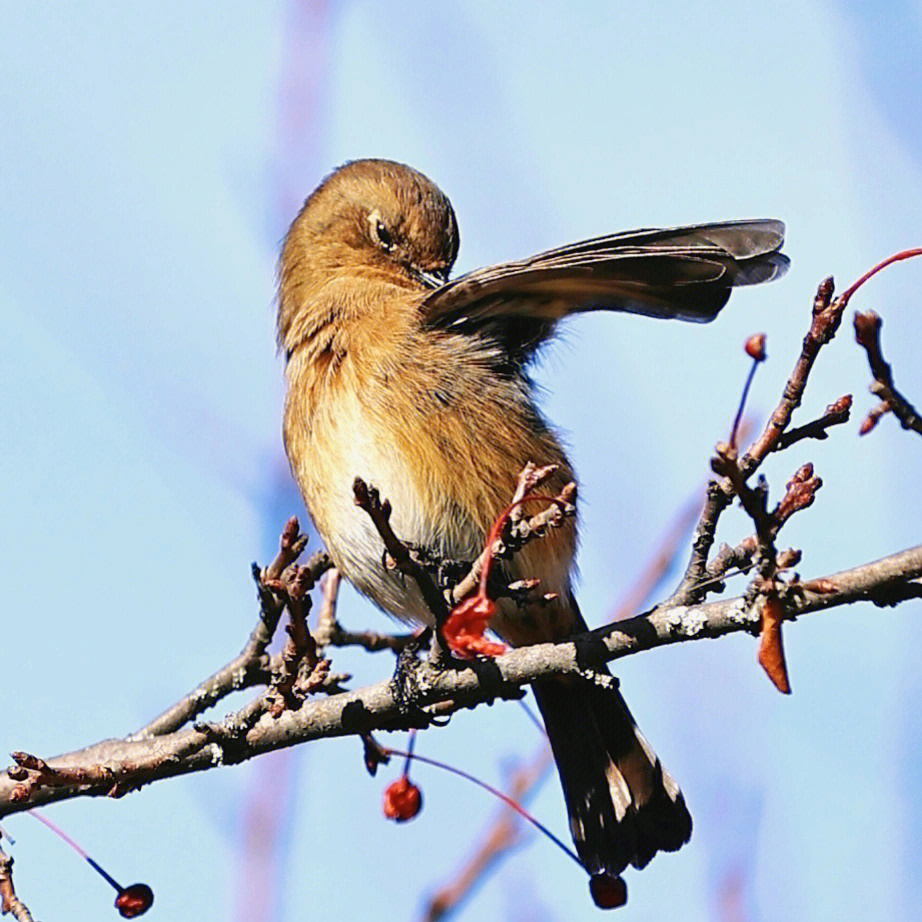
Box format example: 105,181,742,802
277,158,787,880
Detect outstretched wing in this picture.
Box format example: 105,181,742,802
421,220,788,362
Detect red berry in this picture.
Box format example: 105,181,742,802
382,776,422,822
589,873,627,909
744,333,767,361
115,883,154,917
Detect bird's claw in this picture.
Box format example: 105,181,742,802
390,627,433,717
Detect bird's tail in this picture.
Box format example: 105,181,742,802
532,674,691,875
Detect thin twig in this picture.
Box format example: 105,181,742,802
448,475,577,607
854,311,922,436
0,847,36,922
773,394,853,450
353,478,450,624
314,569,418,653
672,278,845,605
327,627,417,653
313,569,341,648
741,277,844,469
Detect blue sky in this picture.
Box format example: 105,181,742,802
2,3,921,921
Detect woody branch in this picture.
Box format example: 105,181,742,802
2,541,920,817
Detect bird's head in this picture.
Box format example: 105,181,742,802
278,159,458,354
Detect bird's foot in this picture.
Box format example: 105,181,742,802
390,627,433,717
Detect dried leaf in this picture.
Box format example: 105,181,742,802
757,595,791,694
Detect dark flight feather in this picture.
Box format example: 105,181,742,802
421,219,788,361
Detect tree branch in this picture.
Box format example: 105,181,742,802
773,394,852,450
4,544,920,818
672,278,848,608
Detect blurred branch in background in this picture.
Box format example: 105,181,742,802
273,0,332,230
234,5,336,917
422,746,553,922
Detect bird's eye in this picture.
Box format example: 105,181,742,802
375,221,393,252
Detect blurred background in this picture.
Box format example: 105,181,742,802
2,2,921,920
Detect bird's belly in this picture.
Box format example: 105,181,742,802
298,394,481,625
288,355,578,637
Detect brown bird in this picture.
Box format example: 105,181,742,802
277,159,787,878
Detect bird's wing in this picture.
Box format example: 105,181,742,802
420,220,788,362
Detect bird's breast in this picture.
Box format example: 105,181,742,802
283,328,578,634
285,363,482,624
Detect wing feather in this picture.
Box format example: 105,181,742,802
421,219,788,360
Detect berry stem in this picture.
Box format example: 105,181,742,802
29,810,124,892
840,247,922,305
383,746,583,868
731,359,759,450
403,728,417,777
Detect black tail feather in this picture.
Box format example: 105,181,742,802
533,675,691,875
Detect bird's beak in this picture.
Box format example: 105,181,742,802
412,266,450,289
